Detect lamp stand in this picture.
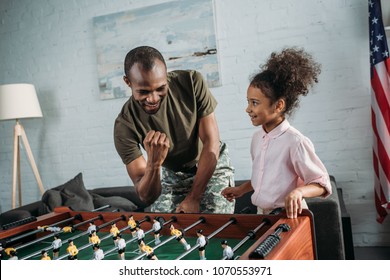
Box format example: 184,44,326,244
12,119,45,209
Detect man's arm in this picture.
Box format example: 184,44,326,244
126,130,170,205
175,112,220,213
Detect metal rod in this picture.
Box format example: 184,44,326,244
5,215,80,245
176,217,236,260
56,215,127,260
221,217,270,260
15,214,102,253
4,205,110,245
101,216,175,258
132,217,205,260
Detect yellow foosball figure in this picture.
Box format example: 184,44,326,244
89,230,101,245
41,250,51,260
170,224,190,250
66,239,78,260
128,215,137,237
139,240,158,260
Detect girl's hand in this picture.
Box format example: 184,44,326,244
221,187,242,202
284,189,304,218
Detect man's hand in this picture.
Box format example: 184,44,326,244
143,130,170,167
175,197,200,213
125,130,169,205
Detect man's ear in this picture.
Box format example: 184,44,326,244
123,76,131,87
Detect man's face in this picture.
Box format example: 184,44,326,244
124,60,168,114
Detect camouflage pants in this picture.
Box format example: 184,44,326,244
150,142,235,214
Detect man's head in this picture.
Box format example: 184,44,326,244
123,46,168,114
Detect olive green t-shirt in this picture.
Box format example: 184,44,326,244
114,70,217,172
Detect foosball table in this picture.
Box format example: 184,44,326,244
0,206,317,260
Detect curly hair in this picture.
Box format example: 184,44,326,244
124,46,166,78
250,47,321,116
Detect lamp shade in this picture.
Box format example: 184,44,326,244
0,83,43,121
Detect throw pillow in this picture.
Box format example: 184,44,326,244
41,189,62,211
41,173,94,211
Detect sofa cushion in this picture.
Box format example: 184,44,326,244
89,186,150,210
91,193,138,212
41,173,94,211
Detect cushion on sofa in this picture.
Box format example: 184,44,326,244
91,193,138,212
89,186,150,210
41,173,94,211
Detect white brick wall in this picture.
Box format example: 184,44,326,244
0,0,389,246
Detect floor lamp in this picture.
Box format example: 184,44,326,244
0,83,45,209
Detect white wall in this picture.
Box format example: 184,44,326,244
0,0,389,246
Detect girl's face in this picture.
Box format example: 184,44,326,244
246,86,284,132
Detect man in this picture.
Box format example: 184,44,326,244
114,46,235,213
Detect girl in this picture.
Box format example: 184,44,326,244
222,47,332,219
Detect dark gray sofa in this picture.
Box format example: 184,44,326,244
0,173,353,259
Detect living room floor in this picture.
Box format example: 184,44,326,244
354,246,390,260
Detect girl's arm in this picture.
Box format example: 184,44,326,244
221,180,254,202
285,183,326,218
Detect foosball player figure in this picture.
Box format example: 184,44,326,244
66,239,79,260
116,234,126,260
41,250,51,260
170,224,191,251
5,248,18,260
128,215,137,237
110,222,120,245
139,240,158,260
38,225,62,232
196,229,207,260
0,243,4,260
52,234,62,259
221,240,234,260
62,225,74,233
152,216,163,245
89,230,101,245
135,223,145,251
87,221,97,235
93,244,104,260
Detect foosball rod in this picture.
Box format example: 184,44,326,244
56,215,127,260
15,213,104,254
132,216,206,260
3,205,111,246
2,215,81,246
18,208,118,260
175,217,237,260
101,216,176,258
18,214,106,260
76,215,150,257
221,217,271,260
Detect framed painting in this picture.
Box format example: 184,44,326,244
93,0,220,100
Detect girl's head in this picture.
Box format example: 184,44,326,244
247,47,321,130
